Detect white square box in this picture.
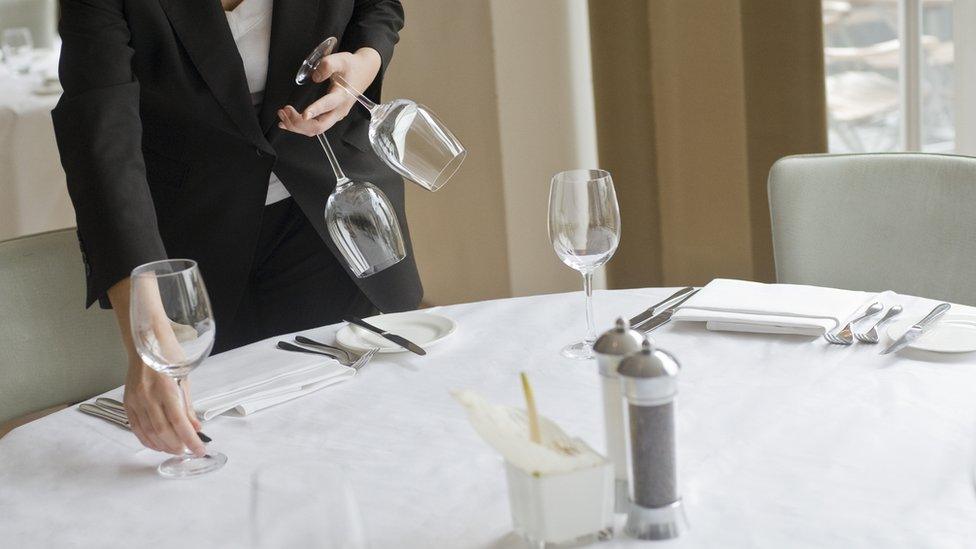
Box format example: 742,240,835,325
504,459,614,547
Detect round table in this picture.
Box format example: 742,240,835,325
2,287,975,547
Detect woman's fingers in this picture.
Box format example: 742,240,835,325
162,395,206,457
278,104,350,136
126,409,160,452
301,89,346,120
311,52,351,83
146,402,183,454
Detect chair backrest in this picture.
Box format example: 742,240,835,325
768,153,976,306
0,0,57,49
0,229,126,425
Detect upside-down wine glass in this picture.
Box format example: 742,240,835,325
318,132,406,277
297,37,467,192
295,37,406,277
548,169,621,359
129,259,227,478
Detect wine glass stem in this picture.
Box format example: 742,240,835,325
174,376,195,458
316,133,350,187
331,73,378,113
582,271,595,348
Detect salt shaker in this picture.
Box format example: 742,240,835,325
593,318,645,513
618,339,688,540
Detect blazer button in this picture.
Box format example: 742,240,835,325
255,147,264,157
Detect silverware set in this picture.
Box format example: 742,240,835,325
276,337,377,370
630,287,701,334
823,301,952,354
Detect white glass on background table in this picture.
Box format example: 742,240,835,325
3,287,976,547
1,28,33,75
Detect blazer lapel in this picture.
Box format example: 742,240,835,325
158,0,273,154
259,0,321,134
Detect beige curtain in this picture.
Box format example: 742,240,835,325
589,0,828,289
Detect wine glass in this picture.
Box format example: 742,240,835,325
251,462,369,548
319,132,406,277
548,169,621,359
129,259,227,478
2,28,33,76
296,37,406,278
297,37,467,192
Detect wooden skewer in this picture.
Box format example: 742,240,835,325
520,372,541,444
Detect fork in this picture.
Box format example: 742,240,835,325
854,305,903,344
276,341,377,370
825,302,883,345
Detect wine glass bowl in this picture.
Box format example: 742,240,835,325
326,178,406,278
548,169,621,359
129,259,227,478
368,98,467,192
297,36,467,192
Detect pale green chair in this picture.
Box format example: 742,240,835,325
769,152,976,306
0,229,126,429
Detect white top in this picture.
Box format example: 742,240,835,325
225,0,290,205
3,286,976,547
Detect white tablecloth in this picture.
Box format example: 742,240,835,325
2,288,976,548
0,48,74,241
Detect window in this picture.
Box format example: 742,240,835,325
823,0,955,153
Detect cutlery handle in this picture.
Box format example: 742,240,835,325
875,307,902,327
277,341,341,359
917,303,951,328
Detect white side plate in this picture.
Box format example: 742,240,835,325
336,311,457,354
886,313,976,353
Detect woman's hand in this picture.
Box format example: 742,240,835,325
277,47,381,136
123,360,205,456
107,277,206,457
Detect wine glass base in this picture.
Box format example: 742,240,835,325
561,341,594,360
158,452,227,479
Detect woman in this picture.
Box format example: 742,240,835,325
53,0,422,456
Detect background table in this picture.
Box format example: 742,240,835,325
2,288,976,547
0,47,74,241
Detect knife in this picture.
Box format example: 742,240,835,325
343,316,427,356
880,302,951,355
628,287,695,327
635,288,701,333
92,397,212,443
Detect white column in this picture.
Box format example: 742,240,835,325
954,0,976,154
899,0,922,151
489,0,603,296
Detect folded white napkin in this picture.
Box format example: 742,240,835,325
672,279,888,336
190,340,355,420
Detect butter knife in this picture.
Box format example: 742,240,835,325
343,316,426,356
880,302,951,355
635,288,701,333
628,287,695,327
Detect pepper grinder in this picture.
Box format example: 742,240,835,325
593,318,645,513
618,339,688,540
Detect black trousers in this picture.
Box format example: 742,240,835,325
214,198,375,352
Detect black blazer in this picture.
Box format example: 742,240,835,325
52,0,422,327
